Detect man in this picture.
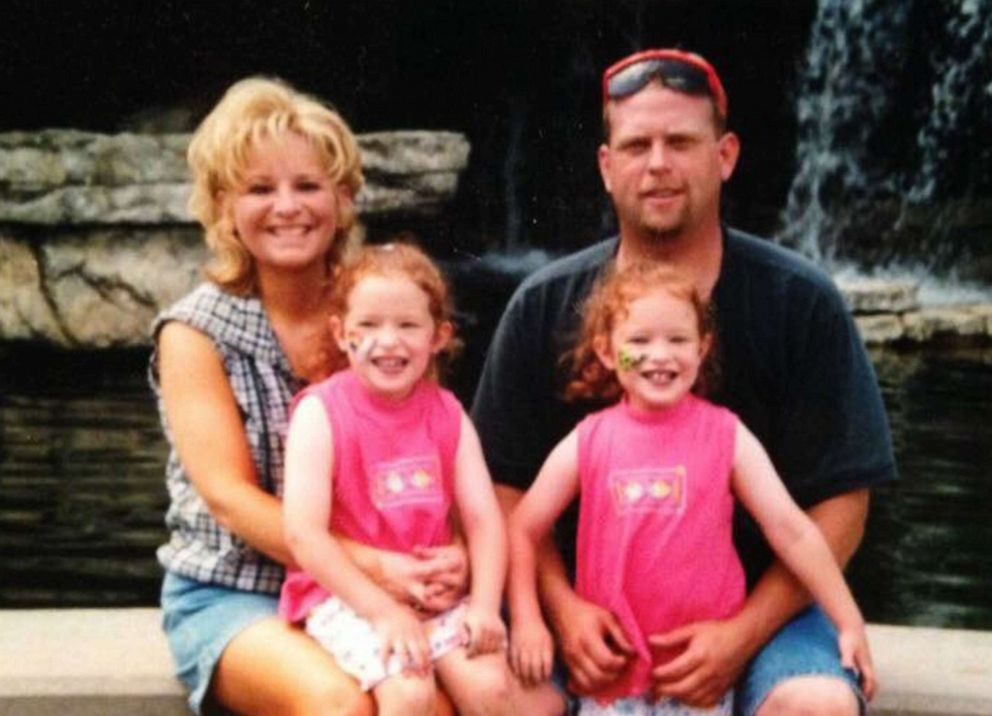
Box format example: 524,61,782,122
472,49,896,715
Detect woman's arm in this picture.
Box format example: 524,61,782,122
731,421,877,699
158,322,291,563
283,395,431,671
339,537,469,612
506,430,584,684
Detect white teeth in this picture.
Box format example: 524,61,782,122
643,369,677,384
270,226,308,236
373,357,406,370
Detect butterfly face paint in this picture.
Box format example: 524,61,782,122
617,345,646,372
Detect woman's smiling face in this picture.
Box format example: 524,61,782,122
226,132,344,275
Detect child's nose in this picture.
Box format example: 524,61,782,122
648,342,671,361
377,325,399,346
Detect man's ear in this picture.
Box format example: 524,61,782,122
593,334,615,371
597,143,613,194
717,131,741,182
433,321,454,353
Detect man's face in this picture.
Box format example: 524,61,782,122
598,83,739,242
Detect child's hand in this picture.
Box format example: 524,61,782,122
372,604,432,676
838,625,877,701
463,605,507,657
509,618,554,686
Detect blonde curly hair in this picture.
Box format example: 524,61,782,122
187,77,365,294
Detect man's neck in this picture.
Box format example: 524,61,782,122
615,222,724,300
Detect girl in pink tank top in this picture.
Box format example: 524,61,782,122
280,243,538,715
507,263,876,715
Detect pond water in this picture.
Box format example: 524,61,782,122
1,338,990,629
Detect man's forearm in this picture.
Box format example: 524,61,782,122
536,533,579,629
733,489,870,653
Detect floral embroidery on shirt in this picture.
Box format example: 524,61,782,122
371,455,443,509
609,466,685,515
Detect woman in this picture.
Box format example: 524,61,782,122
150,77,466,715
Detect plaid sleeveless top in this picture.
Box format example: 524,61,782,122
149,283,305,593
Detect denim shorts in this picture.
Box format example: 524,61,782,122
735,605,865,716
161,571,278,715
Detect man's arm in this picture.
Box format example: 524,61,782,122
648,489,868,706
649,266,892,706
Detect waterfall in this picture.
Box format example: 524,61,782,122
777,0,992,277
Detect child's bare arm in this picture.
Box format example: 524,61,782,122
731,421,877,699
451,413,509,654
506,430,583,683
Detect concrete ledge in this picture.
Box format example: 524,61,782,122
0,610,990,715
870,624,992,716
0,608,185,715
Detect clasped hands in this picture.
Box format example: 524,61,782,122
510,593,751,708
378,543,469,614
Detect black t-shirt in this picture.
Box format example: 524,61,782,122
470,228,897,583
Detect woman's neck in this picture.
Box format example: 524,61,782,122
256,264,329,322
256,264,335,382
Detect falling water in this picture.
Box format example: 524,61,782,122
778,0,992,277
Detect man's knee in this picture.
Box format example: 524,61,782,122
756,675,858,716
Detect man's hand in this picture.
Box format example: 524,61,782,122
552,594,634,695
647,618,754,707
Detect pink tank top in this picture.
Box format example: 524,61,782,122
279,370,462,622
575,394,745,702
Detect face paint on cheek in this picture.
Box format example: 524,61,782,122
617,346,646,372
346,333,376,363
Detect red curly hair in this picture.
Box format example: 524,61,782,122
326,239,462,380
564,262,719,402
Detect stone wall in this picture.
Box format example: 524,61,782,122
0,130,469,347
2,129,990,349
837,276,992,346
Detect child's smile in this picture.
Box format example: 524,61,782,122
335,274,447,402
605,288,709,412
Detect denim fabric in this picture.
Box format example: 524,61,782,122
161,571,278,714
736,605,864,716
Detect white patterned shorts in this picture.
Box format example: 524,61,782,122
577,691,733,716
305,596,468,690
